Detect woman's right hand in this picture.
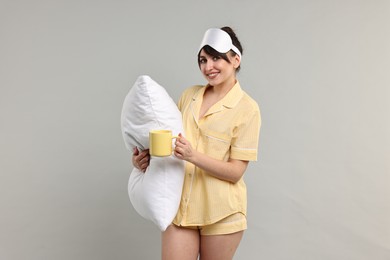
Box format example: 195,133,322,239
132,147,150,173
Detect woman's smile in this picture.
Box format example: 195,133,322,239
206,72,219,79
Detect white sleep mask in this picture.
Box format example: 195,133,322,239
198,28,242,58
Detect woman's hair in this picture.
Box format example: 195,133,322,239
198,26,243,71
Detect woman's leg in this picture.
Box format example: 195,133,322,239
199,231,244,260
162,224,200,260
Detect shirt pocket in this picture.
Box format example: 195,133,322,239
202,130,232,160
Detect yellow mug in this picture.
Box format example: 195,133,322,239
149,130,179,157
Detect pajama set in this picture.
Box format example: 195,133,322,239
172,81,261,235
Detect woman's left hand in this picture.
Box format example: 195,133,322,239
174,133,194,162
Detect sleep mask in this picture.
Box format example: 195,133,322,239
198,28,242,58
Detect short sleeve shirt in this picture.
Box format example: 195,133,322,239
173,81,261,226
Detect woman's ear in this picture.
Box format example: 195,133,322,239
233,54,241,69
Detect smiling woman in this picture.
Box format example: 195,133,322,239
132,26,261,260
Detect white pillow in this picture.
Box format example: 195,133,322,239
121,75,184,231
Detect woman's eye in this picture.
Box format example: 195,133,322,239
212,56,220,61
199,58,206,63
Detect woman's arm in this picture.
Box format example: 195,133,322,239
174,134,248,183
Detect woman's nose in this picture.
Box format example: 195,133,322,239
205,60,214,70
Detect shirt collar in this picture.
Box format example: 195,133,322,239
192,81,244,109
220,81,244,108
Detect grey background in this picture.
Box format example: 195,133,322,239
1,0,389,259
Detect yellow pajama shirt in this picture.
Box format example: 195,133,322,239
173,81,261,227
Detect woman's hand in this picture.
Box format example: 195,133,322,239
174,133,195,162
132,147,150,173
174,133,248,183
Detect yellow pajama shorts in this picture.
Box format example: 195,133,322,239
176,212,247,236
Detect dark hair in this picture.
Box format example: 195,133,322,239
197,26,243,71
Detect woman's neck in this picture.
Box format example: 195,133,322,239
207,78,236,98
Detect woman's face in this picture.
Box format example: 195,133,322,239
198,49,240,88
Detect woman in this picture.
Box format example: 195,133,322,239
133,26,261,260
